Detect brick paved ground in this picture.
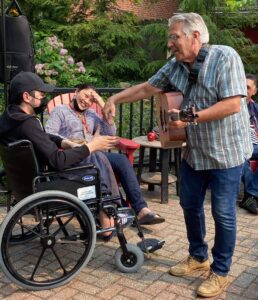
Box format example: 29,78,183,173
0,183,257,300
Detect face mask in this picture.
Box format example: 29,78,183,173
73,98,85,113
33,97,48,115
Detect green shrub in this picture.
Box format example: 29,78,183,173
34,32,97,87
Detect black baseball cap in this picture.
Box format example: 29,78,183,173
9,71,55,102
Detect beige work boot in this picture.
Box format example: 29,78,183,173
169,256,210,277
197,271,229,298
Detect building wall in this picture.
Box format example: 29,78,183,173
243,26,258,44
116,0,179,20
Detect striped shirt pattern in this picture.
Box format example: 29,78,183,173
149,45,252,170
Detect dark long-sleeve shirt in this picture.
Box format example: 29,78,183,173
0,105,90,170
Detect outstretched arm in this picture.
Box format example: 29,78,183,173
102,82,161,121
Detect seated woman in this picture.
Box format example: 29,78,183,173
45,84,165,226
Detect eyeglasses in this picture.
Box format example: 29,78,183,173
167,33,186,42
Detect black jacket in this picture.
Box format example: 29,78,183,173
0,105,90,170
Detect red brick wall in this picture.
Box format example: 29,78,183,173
243,26,258,44
116,0,179,20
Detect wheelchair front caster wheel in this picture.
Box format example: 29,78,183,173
115,244,144,273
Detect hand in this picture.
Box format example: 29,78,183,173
90,90,105,107
102,98,116,124
168,109,187,129
87,135,119,153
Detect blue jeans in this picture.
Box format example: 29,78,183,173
180,160,243,276
242,144,258,196
242,160,258,197
103,152,147,214
250,144,258,160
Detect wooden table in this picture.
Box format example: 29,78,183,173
133,136,186,204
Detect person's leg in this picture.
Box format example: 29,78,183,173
169,160,210,277
250,144,258,160
80,153,119,240
242,160,258,197
239,160,258,214
99,210,114,239
179,160,210,261
103,152,165,224
209,164,243,276
103,152,147,214
196,165,243,297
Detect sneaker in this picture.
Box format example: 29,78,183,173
169,256,210,277
239,195,258,214
197,271,229,298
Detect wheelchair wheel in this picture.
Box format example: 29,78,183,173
115,244,144,273
0,191,96,290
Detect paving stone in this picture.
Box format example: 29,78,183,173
153,290,177,299
120,287,153,300
117,277,148,291
72,293,97,300
242,282,258,299
47,287,78,300
112,295,131,300
97,284,124,299
143,281,170,296
233,272,256,288
73,281,102,294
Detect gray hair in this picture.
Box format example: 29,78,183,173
168,13,209,44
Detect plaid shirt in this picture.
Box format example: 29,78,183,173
149,45,252,170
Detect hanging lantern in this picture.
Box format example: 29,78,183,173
0,0,35,83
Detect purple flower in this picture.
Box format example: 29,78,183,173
76,61,84,67
78,66,86,73
60,48,68,56
67,57,74,65
35,63,44,71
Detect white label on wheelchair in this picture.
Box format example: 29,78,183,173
77,185,96,200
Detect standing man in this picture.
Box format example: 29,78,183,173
240,74,258,214
103,12,252,298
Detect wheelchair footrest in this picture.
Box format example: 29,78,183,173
137,238,165,253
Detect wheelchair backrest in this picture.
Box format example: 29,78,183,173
0,139,40,201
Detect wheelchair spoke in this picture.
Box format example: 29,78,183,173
16,221,44,239
51,247,68,275
30,246,46,281
56,217,69,237
52,213,75,237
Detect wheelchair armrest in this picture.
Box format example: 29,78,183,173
7,139,31,147
40,163,96,176
115,138,140,165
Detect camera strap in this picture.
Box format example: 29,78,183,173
184,45,209,100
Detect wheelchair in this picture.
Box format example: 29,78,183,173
0,140,164,290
